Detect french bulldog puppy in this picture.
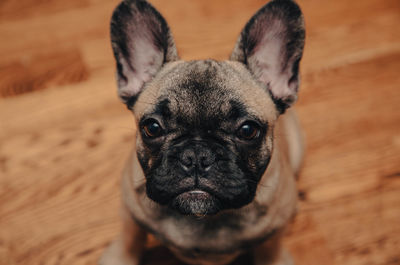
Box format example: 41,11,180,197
100,0,305,264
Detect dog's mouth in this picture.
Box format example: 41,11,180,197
170,190,221,216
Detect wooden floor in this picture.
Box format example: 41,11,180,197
1,0,399,264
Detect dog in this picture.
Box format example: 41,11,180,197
100,0,305,264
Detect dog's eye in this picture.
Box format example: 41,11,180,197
142,119,163,138
237,122,260,140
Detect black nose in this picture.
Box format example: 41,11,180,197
179,147,215,172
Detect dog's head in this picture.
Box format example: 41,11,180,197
110,0,304,216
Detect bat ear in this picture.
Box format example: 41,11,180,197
110,0,179,108
230,0,305,113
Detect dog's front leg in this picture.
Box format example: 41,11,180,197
253,233,294,265
99,207,147,265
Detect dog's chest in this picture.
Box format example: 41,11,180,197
136,194,274,251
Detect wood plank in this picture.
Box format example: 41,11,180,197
0,48,89,97
0,0,89,22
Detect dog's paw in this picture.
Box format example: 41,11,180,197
99,239,140,265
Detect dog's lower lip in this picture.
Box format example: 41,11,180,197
172,189,219,216
177,190,213,200
180,190,212,199
188,190,207,195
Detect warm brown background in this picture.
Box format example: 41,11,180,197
0,0,399,264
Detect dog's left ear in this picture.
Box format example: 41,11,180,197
230,0,305,113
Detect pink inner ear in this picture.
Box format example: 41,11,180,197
249,21,297,102
118,37,164,100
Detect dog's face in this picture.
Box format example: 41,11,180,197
134,60,278,216
110,0,304,216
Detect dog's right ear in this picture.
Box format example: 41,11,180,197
110,0,179,108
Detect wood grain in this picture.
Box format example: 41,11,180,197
0,0,399,265
0,49,89,97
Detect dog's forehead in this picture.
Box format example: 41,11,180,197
134,60,278,122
